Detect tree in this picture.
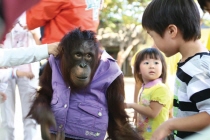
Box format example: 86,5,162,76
98,0,151,70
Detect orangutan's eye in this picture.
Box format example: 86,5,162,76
75,53,82,59
86,54,92,59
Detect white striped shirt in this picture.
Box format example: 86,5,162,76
173,52,210,139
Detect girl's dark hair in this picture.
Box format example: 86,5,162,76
142,0,201,41
133,48,167,84
198,0,210,11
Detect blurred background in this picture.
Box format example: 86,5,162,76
11,0,210,139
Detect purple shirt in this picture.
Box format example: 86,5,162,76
49,50,122,140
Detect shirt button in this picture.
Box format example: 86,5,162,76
59,125,63,129
64,104,67,108
96,132,100,136
98,112,102,117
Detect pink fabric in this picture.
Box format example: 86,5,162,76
2,0,40,40
143,78,162,88
11,24,31,72
137,78,162,102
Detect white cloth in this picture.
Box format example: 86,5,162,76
0,44,48,67
1,78,39,140
0,20,41,140
0,68,13,82
185,126,210,140
0,83,8,93
0,80,8,139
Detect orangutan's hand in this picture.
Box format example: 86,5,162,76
55,131,65,140
30,104,56,140
39,109,56,140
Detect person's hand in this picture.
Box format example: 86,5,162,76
17,21,28,30
151,120,172,140
0,92,7,102
133,111,137,126
16,71,35,79
47,42,60,57
125,103,130,108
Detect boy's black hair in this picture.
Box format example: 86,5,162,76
142,0,201,41
133,47,167,84
198,0,210,11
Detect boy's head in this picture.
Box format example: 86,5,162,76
142,0,201,57
198,0,210,13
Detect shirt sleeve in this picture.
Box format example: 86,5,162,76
187,55,210,115
0,44,48,67
188,73,210,115
26,0,69,30
150,86,171,106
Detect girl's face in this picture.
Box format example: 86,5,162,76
139,57,162,84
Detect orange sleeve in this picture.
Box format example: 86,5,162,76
26,0,68,30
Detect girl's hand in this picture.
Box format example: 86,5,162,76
17,21,28,30
133,111,138,126
0,92,7,102
151,120,172,140
16,71,35,79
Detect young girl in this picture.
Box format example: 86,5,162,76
0,84,7,139
0,13,42,140
0,67,35,137
126,48,173,140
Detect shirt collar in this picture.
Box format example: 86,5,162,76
143,78,162,88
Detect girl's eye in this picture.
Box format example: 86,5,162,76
155,62,159,64
144,62,149,64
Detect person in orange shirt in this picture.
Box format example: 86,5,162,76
26,0,103,44
26,0,103,76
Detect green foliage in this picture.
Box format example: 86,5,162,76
99,0,150,32
203,19,210,27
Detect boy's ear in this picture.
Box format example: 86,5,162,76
167,24,178,38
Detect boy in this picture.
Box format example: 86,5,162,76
141,0,210,140
198,0,210,13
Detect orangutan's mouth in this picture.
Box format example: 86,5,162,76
77,76,88,80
